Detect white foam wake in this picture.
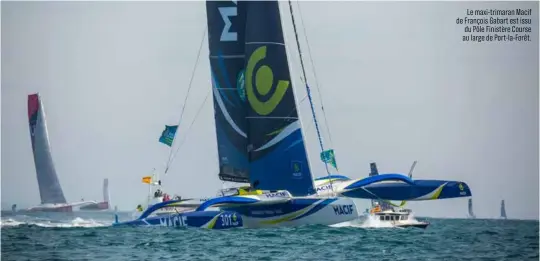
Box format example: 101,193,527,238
1,217,109,228
330,214,421,229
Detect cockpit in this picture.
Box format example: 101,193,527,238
217,186,264,197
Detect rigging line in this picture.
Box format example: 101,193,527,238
167,88,212,174
287,0,331,177
295,1,335,148
282,93,309,122
164,26,207,173
287,0,325,154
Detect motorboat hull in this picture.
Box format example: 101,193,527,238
395,222,430,229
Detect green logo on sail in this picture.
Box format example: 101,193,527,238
237,70,246,102
320,149,338,170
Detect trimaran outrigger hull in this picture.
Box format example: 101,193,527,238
314,174,472,201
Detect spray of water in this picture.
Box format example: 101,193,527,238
1,216,109,228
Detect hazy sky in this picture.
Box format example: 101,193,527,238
2,1,538,220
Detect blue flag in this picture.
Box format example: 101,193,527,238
159,125,178,147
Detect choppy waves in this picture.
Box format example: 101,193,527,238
1,212,538,261
1,216,107,228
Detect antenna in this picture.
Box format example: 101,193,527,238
407,161,418,178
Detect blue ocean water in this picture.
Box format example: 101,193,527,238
1,211,538,261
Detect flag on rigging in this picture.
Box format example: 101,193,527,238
142,176,152,184
320,149,338,170
159,125,178,147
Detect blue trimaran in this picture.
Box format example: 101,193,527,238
113,0,472,229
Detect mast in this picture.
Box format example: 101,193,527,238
279,1,316,186
286,0,330,177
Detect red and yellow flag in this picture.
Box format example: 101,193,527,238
142,176,152,184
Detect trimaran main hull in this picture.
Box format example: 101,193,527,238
113,195,358,229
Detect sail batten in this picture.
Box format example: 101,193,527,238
28,93,67,204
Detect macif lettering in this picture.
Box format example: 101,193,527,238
316,184,332,192
266,191,287,198
516,8,532,16
159,215,187,227
333,205,354,215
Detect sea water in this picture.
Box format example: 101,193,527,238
1,211,538,261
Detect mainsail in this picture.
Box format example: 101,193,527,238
500,200,507,219
206,1,250,183
243,1,315,196
103,178,110,207
28,93,67,204
205,1,315,196
80,178,110,210
468,198,475,218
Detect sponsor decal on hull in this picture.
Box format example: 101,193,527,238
333,204,354,216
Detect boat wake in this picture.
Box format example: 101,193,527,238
331,214,425,229
1,216,109,228
331,215,396,229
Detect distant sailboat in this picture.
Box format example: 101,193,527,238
467,198,476,219
25,93,96,212
500,200,507,219
80,178,111,211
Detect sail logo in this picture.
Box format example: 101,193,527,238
333,205,354,216
218,1,237,42
237,70,246,101
458,183,467,195
246,46,290,116
291,161,303,179
159,215,188,227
